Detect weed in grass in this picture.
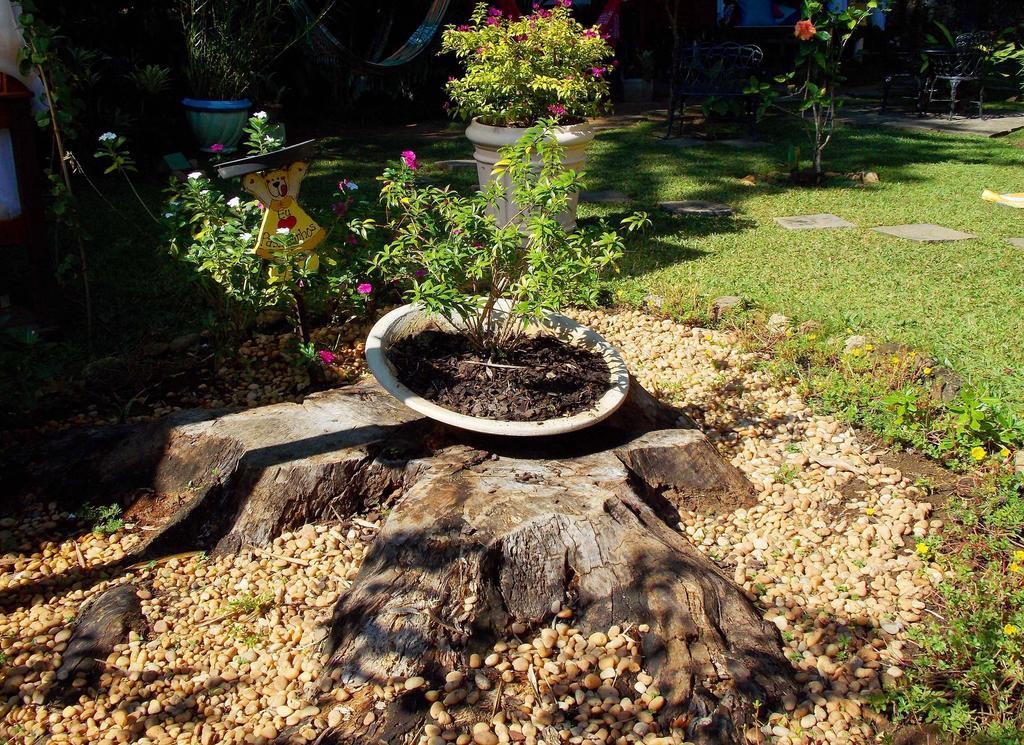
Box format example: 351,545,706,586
78,503,124,535
227,592,274,616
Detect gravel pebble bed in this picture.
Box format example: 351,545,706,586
0,309,941,744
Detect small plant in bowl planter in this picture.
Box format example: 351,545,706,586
441,1,615,227
366,122,649,436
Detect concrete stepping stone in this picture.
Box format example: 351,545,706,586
661,200,735,217
438,159,476,170
1008,238,1024,249
581,189,631,204
775,214,855,230
873,224,976,242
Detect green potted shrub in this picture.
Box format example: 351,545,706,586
441,2,615,228
178,0,283,153
364,124,649,436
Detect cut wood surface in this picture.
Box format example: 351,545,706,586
7,376,795,743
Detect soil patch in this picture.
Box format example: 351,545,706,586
388,330,611,421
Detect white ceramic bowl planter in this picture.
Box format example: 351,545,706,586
466,119,594,230
365,303,630,436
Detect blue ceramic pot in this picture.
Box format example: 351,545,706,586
182,98,251,153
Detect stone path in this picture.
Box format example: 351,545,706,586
775,214,856,230
843,104,1024,138
660,200,735,217
873,224,976,242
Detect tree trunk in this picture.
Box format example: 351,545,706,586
5,378,795,741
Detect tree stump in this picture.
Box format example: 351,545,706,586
5,377,795,742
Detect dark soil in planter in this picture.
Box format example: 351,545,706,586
388,330,612,421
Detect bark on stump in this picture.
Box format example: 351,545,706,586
6,378,795,740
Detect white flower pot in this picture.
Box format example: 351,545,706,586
465,119,594,230
365,302,629,437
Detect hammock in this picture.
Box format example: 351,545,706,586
289,0,453,73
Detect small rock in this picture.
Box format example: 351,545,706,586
767,313,790,333
711,295,744,321
863,171,880,184
169,333,202,353
844,335,868,353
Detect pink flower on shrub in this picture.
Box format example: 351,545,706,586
583,28,598,38
547,103,567,117
414,269,427,278
210,143,224,153
457,24,471,31
794,19,817,41
347,235,359,245
487,6,502,16
559,0,572,6
318,350,336,365
357,283,373,295
333,200,349,217
591,67,605,78
401,150,419,170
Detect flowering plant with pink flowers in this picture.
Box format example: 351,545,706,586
373,128,649,353
441,2,614,127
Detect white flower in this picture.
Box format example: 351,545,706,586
276,227,290,235
346,182,359,191
163,212,174,218
200,189,209,195
187,171,203,180
240,232,253,241
253,110,268,120
98,131,117,142
227,196,241,208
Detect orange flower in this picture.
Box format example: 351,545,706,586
795,19,817,41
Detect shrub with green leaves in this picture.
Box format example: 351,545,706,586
441,2,615,127
164,114,376,341
372,120,648,353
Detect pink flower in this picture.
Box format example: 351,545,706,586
333,200,349,217
401,150,419,170
357,283,373,295
318,349,336,365
257,202,266,211
486,15,500,25
591,67,605,78
583,28,598,38
457,24,471,31
487,6,502,16
210,143,224,153
559,0,572,6
347,235,359,245
338,179,349,191
547,103,567,117
514,33,528,41
414,269,427,278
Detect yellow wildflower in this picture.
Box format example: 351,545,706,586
865,507,876,516
923,367,932,375
970,446,987,461
915,542,930,556
865,344,874,352
807,333,818,341
1005,624,1020,637
1000,447,1011,458
890,355,900,365
1010,563,1022,574
908,351,917,358
1014,550,1024,562
851,348,864,357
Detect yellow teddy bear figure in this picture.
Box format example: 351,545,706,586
243,161,327,259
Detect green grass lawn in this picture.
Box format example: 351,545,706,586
579,118,1024,403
